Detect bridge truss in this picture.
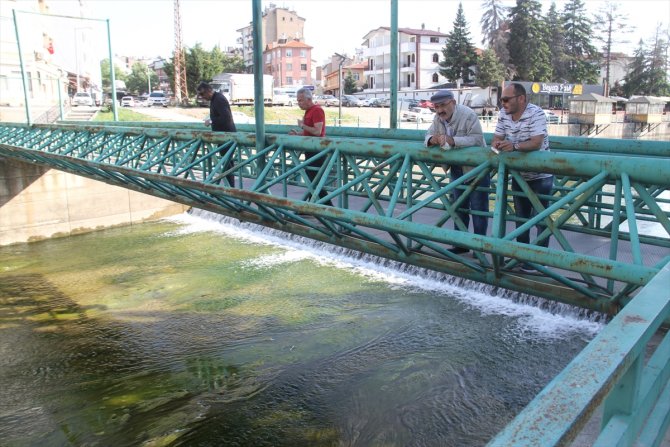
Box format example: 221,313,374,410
1,122,669,315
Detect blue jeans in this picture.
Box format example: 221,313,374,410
511,176,554,246
450,166,490,236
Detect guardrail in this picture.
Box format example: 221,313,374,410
488,262,670,446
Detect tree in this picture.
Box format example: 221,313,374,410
163,44,245,97
125,62,159,95
476,48,506,104
99,58,127,91
480,0,509,46
545,2,568,82
439,2,478,83
646,24,670,96
561,0,599,84
592,1,635,96
344,71,357,94
622,40,648,97
507,0,552,81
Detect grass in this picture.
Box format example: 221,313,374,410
93,108,159,122
227,105,358,125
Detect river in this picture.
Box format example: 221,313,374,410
0,210,603,446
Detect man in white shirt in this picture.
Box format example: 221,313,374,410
492,83,554,271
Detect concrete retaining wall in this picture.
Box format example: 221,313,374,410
0,159,189,246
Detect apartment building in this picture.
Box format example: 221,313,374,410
263,40,313,88
237,4,305,73
362,25,448,93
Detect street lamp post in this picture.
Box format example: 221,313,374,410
334,52,347,126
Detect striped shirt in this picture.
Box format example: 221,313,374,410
494,102,551,180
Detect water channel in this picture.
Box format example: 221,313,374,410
0,210,604,446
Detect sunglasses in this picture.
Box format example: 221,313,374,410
501,94,522,103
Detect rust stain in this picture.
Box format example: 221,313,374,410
623,315,647,324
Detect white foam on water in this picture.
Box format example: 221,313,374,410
164,211,604,340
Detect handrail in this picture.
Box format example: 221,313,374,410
487,263,670,446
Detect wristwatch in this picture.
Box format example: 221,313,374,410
513,142,520,151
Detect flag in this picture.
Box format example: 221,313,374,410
43,33,54,55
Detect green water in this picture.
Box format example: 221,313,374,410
0,215,600,446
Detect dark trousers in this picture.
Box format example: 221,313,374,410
511,176,554,246
450,166,490,236
304,150,333,206
219,147,235,187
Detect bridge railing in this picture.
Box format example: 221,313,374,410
488,262,670,446
0,122,668,314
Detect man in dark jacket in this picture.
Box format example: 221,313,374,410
197,81,236,186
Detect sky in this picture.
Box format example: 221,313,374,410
7,0,670,66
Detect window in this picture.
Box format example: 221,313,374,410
286,76,293,84
432,53,439,63
369,77,374,88
430,37,439,43
301,63,307,71
411,73,415,82
266,54,271,62
353,73,360,81
286,63,293,71
432,73,439,83
411,54,415,63
300,49,306,57
286,49,292,57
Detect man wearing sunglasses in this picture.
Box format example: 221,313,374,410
425,90,489,255
491,83,554,272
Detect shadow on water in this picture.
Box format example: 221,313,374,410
0,220,599,446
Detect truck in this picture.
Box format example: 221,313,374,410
210,73,274,106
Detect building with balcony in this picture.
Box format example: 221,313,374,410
237,3,305,73
263,40,313,88
362,25,448,93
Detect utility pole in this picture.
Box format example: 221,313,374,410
173,0,188,105
334,52,347,126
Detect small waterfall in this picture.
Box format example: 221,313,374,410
165,208,606,336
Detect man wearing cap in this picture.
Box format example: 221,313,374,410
425,90,489,254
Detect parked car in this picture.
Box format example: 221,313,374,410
147,91,169,107
544,110,560,124
72,92,94,107
315,95,339,107
418,99,435,110
401,107,436,123
341,95,363,107
120,96,135,107
362,97,383,107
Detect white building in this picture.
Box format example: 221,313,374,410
0,0,103,116
362,26,448,93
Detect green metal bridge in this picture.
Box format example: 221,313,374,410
1,120,669,444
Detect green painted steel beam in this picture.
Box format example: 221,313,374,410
486,263,670,447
